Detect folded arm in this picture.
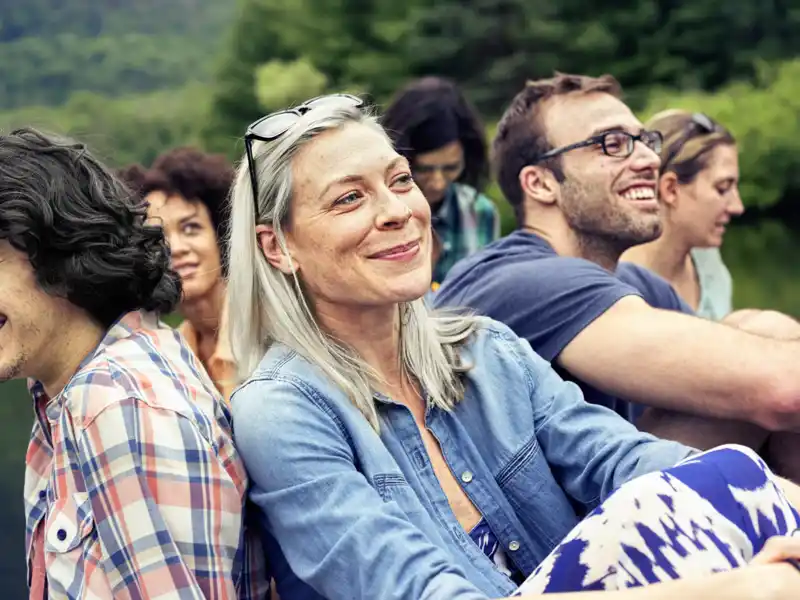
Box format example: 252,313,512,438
558,296,800,431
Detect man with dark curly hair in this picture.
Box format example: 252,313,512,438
0,129,268,598
140,147,237,402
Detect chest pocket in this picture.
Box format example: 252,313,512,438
45,492,95,555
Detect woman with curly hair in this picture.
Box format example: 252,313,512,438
142,147,237,402
382,77,500,286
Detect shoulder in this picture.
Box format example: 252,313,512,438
458,317,550,383
63,323,222,428
617,262,694,314
232,345,357,439
440,246,639,310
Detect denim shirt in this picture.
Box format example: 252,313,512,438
232,319,693,600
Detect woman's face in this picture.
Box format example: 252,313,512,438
412,140,465,207
145,191,223,304
671,144,744,248
279,122,433,312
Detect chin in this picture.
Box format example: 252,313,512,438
384,273,433,303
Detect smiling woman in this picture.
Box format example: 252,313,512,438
621,110,743,319
220,94,800,600
139,147,237,401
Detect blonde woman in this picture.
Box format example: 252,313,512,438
225,95,800,600
622,110,743,320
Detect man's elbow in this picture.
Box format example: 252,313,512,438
755,375,800,432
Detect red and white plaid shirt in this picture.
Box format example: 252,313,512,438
24,311,269,599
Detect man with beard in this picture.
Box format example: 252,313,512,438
434,73,800,472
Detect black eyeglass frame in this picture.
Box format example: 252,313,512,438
244,93,364,216
533,129,664,164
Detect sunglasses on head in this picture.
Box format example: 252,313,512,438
663,112,721,168
244,93,365,216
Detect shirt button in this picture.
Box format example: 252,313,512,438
56,529,67,542
460,471,473,483
38,490,46,500
508,540,521,552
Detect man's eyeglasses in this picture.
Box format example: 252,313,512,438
534,130,663,163
244,93,364,216
663,112,721,168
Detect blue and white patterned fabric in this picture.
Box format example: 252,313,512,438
469,519,523,583
514,445,800,594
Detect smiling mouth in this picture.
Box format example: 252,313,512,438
620,186,656,201
174,264,199,277
368,240,420,259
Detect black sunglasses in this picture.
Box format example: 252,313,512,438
244,93,364,215
662,112,721,168
534,130,663,163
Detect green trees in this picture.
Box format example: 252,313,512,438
0,0,233,108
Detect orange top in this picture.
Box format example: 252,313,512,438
178,308,237,404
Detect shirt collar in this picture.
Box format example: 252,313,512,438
28,310,153,413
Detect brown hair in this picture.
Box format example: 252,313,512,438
141,147,235,274
492,72,622,226
646,109,735,185
115,163,149,197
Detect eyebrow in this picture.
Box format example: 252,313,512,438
589,124,642,137
178,207,200,225
318,156,409,199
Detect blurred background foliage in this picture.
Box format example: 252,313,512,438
0,0,798,590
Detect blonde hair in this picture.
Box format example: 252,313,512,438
226,101,478,429
646,109,735,184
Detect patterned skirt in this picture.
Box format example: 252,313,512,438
515,445,800,594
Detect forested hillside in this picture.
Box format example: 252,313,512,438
0,0,233,108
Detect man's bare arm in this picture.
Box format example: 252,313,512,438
557,295,800,431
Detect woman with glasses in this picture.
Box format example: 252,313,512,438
381,77,500,287
622,110,744,320
227,94,800,600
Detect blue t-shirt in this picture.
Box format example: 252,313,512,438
434,230,693,423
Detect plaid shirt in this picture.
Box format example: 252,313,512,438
24,311,269,599
431,183,501,285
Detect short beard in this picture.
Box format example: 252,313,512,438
560,177,662,268
0,352,26,384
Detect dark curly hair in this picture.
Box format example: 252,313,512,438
141,147,234,274
115,163,149,198
381,77,489,192
0,128,181,328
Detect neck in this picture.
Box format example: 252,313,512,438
181,280,226,340
522,223,623,272
624,223,693,282
315,301,404,392
40,312,106,398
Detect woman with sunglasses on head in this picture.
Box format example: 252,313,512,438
141,147,238,403
381,77,500,287
621,111,743,320
227,94,800,600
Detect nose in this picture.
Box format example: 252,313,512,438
630,140,662,175
728,188,745,216
375,188,413,230
426,171,448,196
167,231,189,257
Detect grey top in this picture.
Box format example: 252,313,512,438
691,247,733,320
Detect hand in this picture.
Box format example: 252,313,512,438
750,534,800,569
